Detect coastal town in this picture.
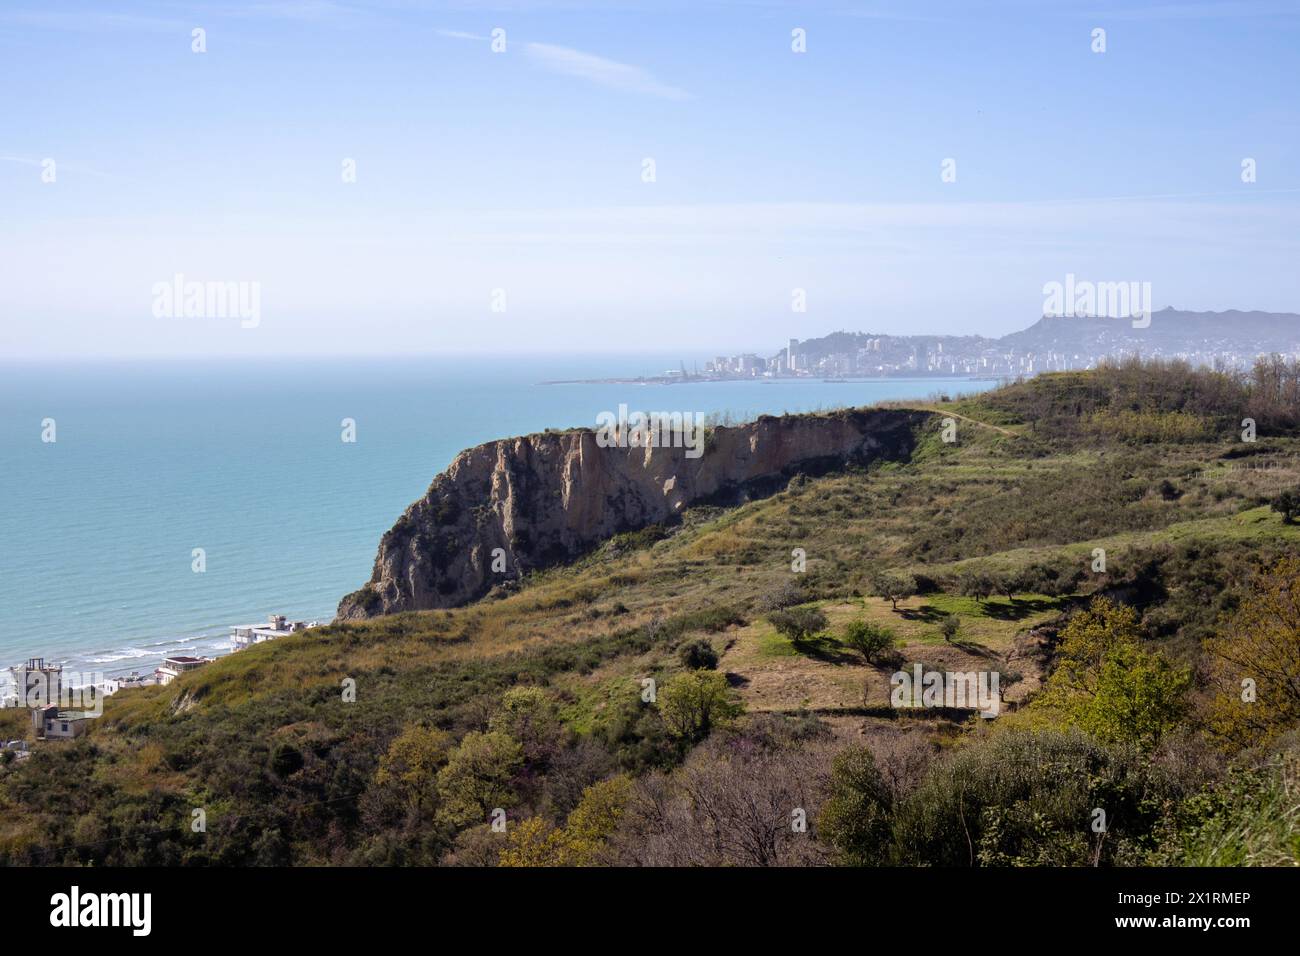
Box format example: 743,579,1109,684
549,311,1300,386
1,614,320,756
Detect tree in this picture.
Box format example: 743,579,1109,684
1206,556,1300,748
374,724,453,815
1023,559,1081,598
940,616,960,643
495,816,556,867
818,746,893,866
499,775,632,867
435,731,524,828
959,570,995,603
658,671,743,742
1045,596,1142,696
994,667,1023,701
1270,488,1300,524
1036,596,1189,749
766,606,828,644
556,775,632,865
871,571,917,610
488,686,562,766
841,620,897,664
1079,643,1190,748
996,569,1028,602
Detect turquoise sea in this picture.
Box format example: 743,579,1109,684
0,357,998,686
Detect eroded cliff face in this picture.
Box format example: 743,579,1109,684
337,408,928,618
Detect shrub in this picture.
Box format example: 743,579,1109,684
658,671,743,742
940,616,960,643
677,638,719,670
270,743,304,778
840,620,897,664
757,581,805,612
500,775,632,867
1269,487,1300,524
891,729,1179,866
819,746,893,866
1154,750,1300,866
767,607,828,644
1206,557,1300,748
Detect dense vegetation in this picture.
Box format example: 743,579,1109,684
3,358,1299,867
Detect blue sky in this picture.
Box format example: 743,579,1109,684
2,0,1298,358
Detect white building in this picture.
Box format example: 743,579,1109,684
230,614,318,651
155,656,211,686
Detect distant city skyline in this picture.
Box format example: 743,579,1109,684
2,0,1299,358
611,306,1300,384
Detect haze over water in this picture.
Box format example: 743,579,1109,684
0,357,996,684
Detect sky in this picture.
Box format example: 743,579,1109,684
1,0,1298,358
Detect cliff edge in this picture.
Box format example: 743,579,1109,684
337,407,929,618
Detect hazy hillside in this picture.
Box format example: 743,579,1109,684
783,309,1300,370
1001,308,1300,356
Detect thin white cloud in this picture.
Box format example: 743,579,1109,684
524,41,690,100
436,28,487,39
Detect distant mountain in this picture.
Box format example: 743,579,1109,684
781,309,1300,370
1000,309,1300,356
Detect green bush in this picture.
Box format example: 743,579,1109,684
658,671,743,743
840,620,897,663
1270,487,1300,524
819,746,893,865
767,607,828,643
677,638,719,670
891,729,1178,866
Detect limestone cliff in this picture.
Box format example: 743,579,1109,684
337,407,928,618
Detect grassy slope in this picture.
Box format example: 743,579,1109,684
4,371,1300,862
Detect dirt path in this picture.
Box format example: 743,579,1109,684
901,405,1018,438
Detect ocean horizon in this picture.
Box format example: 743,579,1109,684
0,356,998,690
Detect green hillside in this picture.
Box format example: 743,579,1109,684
3,358,1299,867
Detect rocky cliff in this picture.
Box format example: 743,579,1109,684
337,407,929,618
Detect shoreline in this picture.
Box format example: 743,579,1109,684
2,611,333,695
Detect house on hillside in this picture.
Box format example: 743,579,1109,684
230,614,319,651
155,656,211,686
33,704,88,740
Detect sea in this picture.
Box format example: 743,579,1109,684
0,356,998,691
